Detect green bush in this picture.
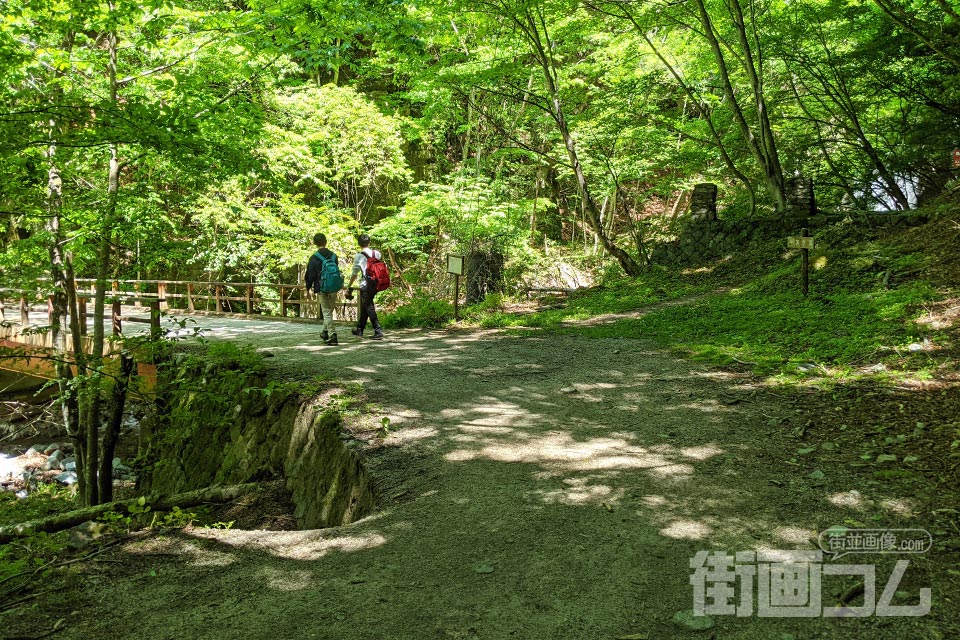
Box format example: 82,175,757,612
384,296,454,328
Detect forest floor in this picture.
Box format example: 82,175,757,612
3,309,959,640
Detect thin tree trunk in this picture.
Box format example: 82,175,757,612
84,18,122,506
515,8,641,275
786,74,863,207
692,0,787,211
46,148,85,500
725,0,786,207
0,483,262,544
871,0,960,70
634,19,757,215
99,353,134,504
788,39,911,210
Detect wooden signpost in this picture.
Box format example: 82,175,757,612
447,254,464,321
787,229,814,296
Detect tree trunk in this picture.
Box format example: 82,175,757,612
511,7,641,276
692,0,787,211
83,19,123,506
99,353,135,504
633,19,757,216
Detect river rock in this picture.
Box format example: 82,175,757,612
63,458,77,472
113,463,134,479
67,521,109,549
55,471,78,485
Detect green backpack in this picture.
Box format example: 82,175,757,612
315,252,344,293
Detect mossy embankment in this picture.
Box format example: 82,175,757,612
459,203,960,385
139,343,374,529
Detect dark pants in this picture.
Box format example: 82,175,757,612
358,286,380,333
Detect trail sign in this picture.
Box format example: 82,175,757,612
953,148,960,168
446,254,464,276
789,229,814,296
447,254,464,321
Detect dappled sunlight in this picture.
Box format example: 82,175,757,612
646,463,696,478
659,519,713,540
640,494,669,508
188,528,389,561
628,489,826,554
389,343,430,354
181,321,852,582
347,365,379,374
440,398,538,429
184,546,238,568
458,424,517,436
828,490,865,509
564,381,621,403
915,297,960,330
123,537,239,569
880,497,916,516
536,478,625,506
444,428,701,481
773,525,816,545
679,444,725,460
261,567,315,592
392,425,439,442
672,400,727,413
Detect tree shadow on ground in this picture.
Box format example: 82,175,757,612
6,325,954,640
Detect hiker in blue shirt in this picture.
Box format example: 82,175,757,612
305,233,342,346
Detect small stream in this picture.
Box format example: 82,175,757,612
0,370,139,497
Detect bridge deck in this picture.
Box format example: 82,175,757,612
1,305,333,378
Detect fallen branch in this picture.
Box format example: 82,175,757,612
0,482,260,544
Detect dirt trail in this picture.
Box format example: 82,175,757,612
3,319,945,639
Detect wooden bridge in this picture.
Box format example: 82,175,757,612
0,278,359,379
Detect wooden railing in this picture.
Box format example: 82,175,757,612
0,278,361,337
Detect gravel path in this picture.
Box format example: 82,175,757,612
4,315,938,640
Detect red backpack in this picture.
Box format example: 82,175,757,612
364,250,391,291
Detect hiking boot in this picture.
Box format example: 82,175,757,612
321,330,329,342
351,327,363,338
325,334,338,346
371,330,384,341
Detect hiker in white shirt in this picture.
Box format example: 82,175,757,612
345,234,385,340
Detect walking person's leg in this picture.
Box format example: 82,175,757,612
354,287,369,337
320,292,338,345
366,291,383,339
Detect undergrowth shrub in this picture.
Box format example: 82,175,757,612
384,296,453,328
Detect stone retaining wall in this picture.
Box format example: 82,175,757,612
649,179,929,266
649,217,792,266
139,357,374,529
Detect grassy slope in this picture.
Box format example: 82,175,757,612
468,204,960,385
